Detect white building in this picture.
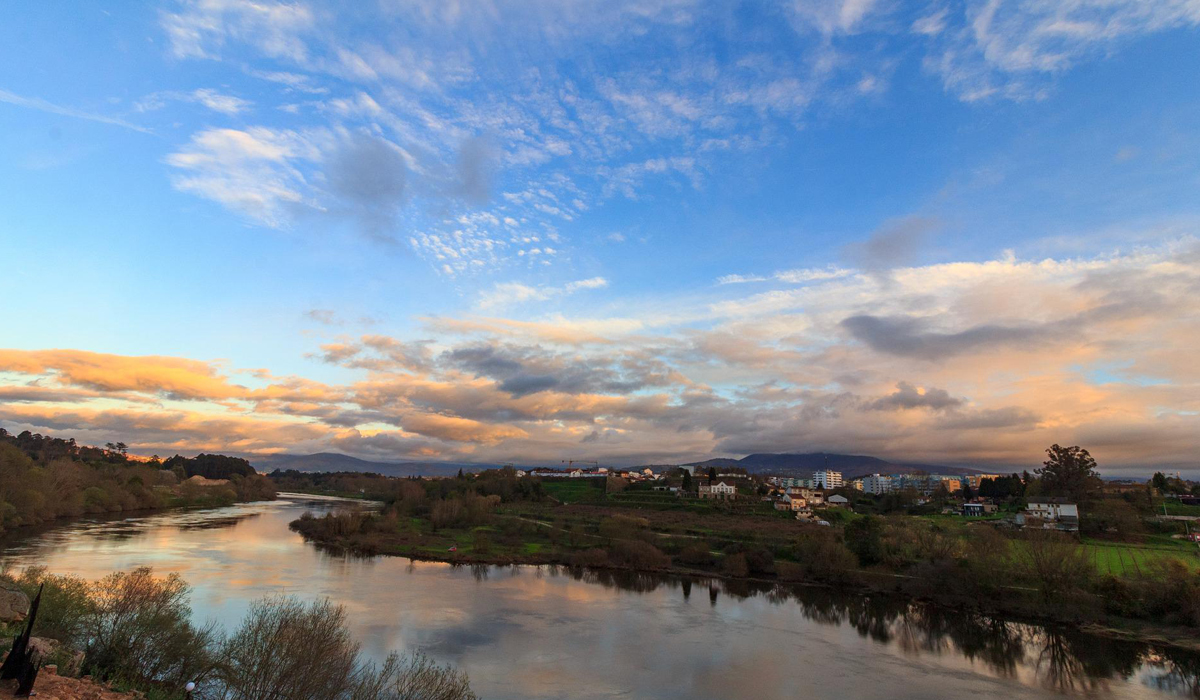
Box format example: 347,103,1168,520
1025,500,1079,521
699,481,738,500
861,474,893,495
812,470,843,489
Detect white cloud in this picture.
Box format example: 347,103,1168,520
922,0,1200,100
191,88,251,114
0,88,151,134
477,276,610,310
162,0,315,61
166,127,323,226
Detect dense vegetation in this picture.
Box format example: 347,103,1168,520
0,428,275,534
0,566,475,700
285,446,1200,641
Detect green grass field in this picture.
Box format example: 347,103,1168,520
1084,540,1200,578
541,479,608,504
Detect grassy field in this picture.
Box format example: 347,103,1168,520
540,479,608,504
1083,538,1200,578
1162,502,1200,517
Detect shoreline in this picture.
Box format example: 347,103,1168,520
293,526,1200,653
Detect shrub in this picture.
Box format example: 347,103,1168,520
220,596,476,700
722,553,749,578
569,548,610,567
675,542,717,568
608,540,670,569
83,568,219,691
791,531,858,584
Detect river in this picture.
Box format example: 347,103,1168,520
2,494,1198,699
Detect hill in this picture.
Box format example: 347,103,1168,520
688,452,984,479
249,452,487,478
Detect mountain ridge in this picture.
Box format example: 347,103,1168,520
687,452,991,480
249,451,996,480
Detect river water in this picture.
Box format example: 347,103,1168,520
2,494,1198,700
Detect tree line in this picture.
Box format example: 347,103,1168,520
0,429,275,534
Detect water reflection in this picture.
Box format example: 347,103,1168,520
3,496,1199,700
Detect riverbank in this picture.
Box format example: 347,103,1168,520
290,504,1200,652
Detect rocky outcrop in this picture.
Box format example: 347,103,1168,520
1,674,138,699
0,583,29,624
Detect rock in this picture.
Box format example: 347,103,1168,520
28,637,60,661
0,583,29,624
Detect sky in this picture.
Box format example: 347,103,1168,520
1,1,1199,472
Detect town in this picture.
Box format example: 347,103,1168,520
513,464,1084,531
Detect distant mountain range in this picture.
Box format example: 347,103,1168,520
687,452,988,479
250,452,487,478
250,450,992,480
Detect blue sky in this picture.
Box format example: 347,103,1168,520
1,1,1199,470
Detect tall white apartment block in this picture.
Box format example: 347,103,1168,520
861,473,893,495
812,470,843,489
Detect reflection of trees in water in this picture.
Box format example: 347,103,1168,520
1031,630,1111,695
1147,651,1200,698
532,563,1200,695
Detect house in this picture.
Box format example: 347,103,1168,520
775,493,811,512
826,494,849,507
699,481,738,500
786,487,824,506
1019,499,1080,531
962,502,998,517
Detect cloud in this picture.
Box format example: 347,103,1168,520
2,233,1197,468
718,267,851,285
0,89,151,134
866,381,963,411
138,88,252,115
841,314,1044,360
842,215,940,283
191,88,252,114
456,136,497,204
162,0,315,61
0,349,250,400
325,133,409,239
476,277,608,310
166,127,322,226
789,0,884,35
920,0,1200,100
305,309,341,325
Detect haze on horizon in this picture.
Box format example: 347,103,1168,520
1,1,1198,473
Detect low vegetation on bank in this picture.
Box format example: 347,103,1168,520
284,448,1200,643
0,566,475,700
0,430,275,535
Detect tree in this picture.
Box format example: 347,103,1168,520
1152,472,1169,491
681,471,693,492
707,467,716,483
1036,444,1102,503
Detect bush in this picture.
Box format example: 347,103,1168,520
569,548,610,567
83,568,219,691
791,531,858,584
722,553,749,578
9,567,94,648
607,541,670,569
220,596,477,700
675,542,717,568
